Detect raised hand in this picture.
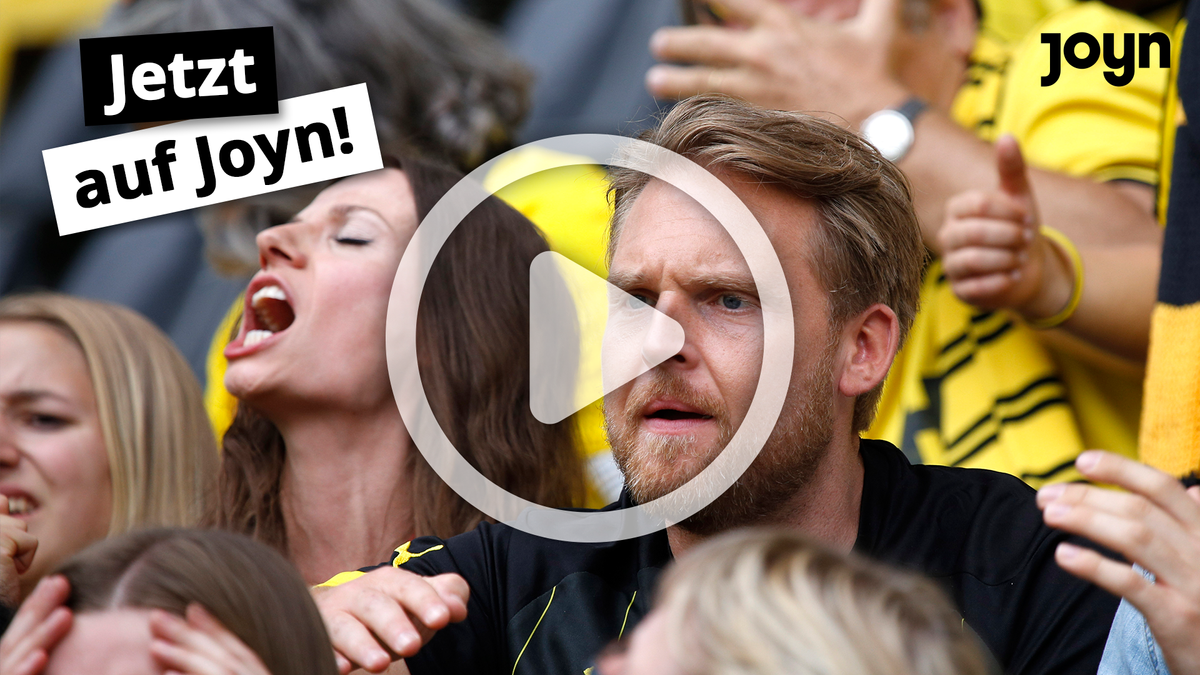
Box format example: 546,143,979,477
646,0,909,124
313,568,468,674
148,604,272,675
0,575,72,675
940,135,1076,322
0,496,38,608
1039,452,1200,675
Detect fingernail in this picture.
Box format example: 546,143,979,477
1010,269,1021,281
1045,503,1070,520
423,605,448,626
1024,227,1035,241
1057,542,1080,559
399,631,420,652
650,31,667,52
1018,250,1029,264
646,67,665,89
1038,483,1065,502
1076,451,1100,472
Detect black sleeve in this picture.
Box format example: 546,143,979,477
0,602,14,636
391,532,507,675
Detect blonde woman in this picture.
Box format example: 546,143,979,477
0,293,217,623
599,529,991,675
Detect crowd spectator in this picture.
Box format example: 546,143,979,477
209,158,583,585
597,529,992,675
0,294,216,629
0,528,347,675
311,95,1115,675
646,0,1168,485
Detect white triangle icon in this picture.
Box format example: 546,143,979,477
530,251,685,425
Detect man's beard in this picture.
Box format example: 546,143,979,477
606,339,837,536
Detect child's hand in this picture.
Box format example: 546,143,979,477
940,135,1073,322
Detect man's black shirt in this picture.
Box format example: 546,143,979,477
386,439,1118,675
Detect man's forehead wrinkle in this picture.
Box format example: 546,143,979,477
609,260,755,295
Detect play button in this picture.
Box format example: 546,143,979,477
529,251,685,424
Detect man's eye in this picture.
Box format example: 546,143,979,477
628,294,652,309
336,237,371,246
721,295,744,310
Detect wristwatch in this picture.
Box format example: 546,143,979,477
861,97,927,163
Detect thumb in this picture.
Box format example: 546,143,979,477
996,135,1032,201
856,0,902,39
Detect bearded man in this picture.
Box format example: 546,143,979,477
312,94,1117,675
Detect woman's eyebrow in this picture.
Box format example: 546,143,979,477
331,204,388,223
4,389,73,406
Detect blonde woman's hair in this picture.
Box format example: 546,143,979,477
0,293,216,534
657,529,990,675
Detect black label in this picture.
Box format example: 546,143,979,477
80,27,277,126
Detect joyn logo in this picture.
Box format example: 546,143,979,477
1041,31,1170,87
79,27,277,125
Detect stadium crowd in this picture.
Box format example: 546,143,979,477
0,0,1198,673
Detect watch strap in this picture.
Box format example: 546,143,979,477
895,96,928,124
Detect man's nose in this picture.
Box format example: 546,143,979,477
256,223,309,270
644,292,697,367
642,310,686,366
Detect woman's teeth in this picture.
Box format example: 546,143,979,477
7,496,32,515
252,284,287,304
250,284,295,332
244,329,273,347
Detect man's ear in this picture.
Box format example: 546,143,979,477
837,303,900,398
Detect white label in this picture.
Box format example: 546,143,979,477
43,83,382,235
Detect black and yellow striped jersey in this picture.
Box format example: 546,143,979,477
870,2,1170,485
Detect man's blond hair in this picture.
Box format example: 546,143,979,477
658,529,990,675
607,94,924,431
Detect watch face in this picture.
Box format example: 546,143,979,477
863,109,914,162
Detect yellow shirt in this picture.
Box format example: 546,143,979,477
869,3,1169,485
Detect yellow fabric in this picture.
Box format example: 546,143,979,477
1140,17,1197,476
315,570,365,588
390,541,445,567
203,148,617,507
205,296,243,442
1140,304,1200,476
870,3,1168,485
977,0,1076,47
0,0,115,120
483,150,616,508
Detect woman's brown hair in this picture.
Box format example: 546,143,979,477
211,157,584,549
56,528,337,675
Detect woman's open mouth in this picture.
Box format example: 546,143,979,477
246,284,295,345
226,277,297,358
3,492,38,517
